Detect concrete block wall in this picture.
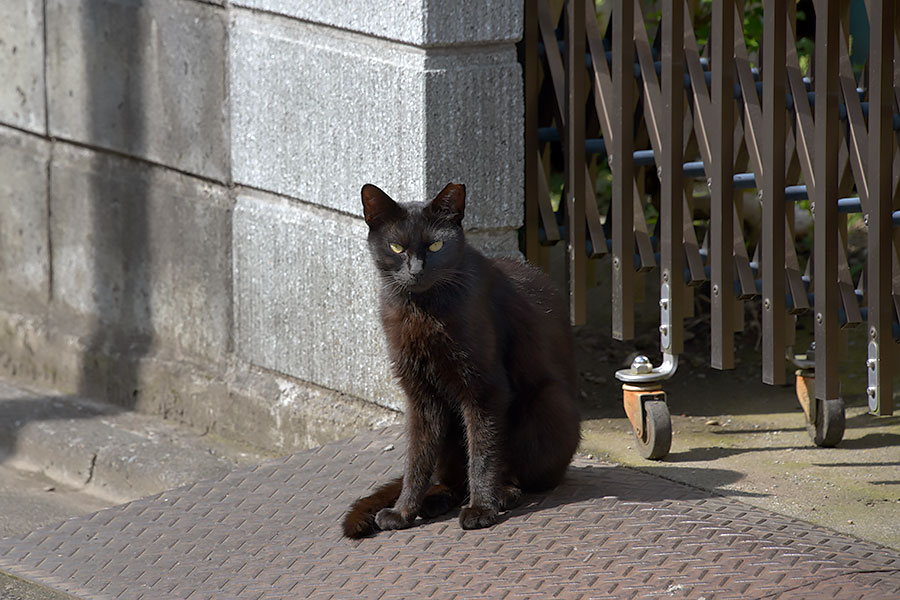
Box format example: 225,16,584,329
0,0,524,453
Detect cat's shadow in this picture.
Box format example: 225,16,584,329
416,461,757,532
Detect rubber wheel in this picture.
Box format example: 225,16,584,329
634,400,672,460
807,397,845,447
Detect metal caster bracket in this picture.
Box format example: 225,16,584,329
615,353,679,385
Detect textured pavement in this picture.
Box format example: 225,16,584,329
1,426,898,599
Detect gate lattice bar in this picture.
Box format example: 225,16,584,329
867,0,895,417
612,0,636,339
761,0,787,385
660,0,684,357
814,0,842,409
521,0,899,455
566,0,588,324
710,0,736,370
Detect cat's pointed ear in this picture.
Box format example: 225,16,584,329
427,183,466,225
361,184,401,228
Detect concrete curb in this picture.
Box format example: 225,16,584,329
0,380,266,504
0,570,77,600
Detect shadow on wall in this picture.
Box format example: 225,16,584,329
77,0,151,411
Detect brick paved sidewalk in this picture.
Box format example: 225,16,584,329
1,427,898,599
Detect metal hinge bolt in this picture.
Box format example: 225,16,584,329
631,355,652,374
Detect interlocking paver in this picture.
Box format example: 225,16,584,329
0,426,898,599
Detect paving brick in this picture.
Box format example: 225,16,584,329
232,0,521,47
230,11,522,230
233,191,403,411
46,0,229,181
0,0,45,134
49,142,232,362
0,126,50,313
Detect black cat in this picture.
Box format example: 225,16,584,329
342,183,580,538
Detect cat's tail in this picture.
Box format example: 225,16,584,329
342,477,403,539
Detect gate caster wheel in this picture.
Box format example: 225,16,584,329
623,385,672,460
634,399,672,460
618,356,678,461
795,372,845,447
807,397,845,447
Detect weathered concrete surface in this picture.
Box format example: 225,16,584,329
0,0,522,463
465,228,522,258
225,366,401,451
0,128,50,313
0,568,77,600
0,380,263,504
48,142,232,363
421,49,524,231
0,463,108,539
230,11,522,230
574,324,900,551
581,404,900,551
0,311,400,456
46,0,229,181
0,0,45,134
233,192,404,411
232,0,522,47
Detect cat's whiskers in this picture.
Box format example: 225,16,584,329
434,269,472,293
379,274,408,302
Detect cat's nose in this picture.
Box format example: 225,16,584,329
408,256,424,276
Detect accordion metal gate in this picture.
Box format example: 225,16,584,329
522,0,898,457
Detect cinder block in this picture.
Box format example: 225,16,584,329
466,229,522,259
0,0,46,134
46,0,229,181
422,51,524,231
232,0,521,47
230,11,523,231
49,142,232,362
230,14,425,220
0,127,50,312
233,192,403,411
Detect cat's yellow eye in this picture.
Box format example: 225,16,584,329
428,240,444,252
389,242,404,254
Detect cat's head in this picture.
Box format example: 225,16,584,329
361,183,467,294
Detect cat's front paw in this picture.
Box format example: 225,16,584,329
375,507,413,531
459,505,498,530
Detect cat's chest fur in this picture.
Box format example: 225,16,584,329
382,300,475,393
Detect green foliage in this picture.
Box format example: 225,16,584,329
688,0,765,57
550,172,564,213
637,1,813,70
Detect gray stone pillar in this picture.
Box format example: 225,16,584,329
0,0,524,450
231,1,524,410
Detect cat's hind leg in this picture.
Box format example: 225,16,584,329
510,381,580,493
421,416,467,519
498,484,522,511
419,483,462,519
